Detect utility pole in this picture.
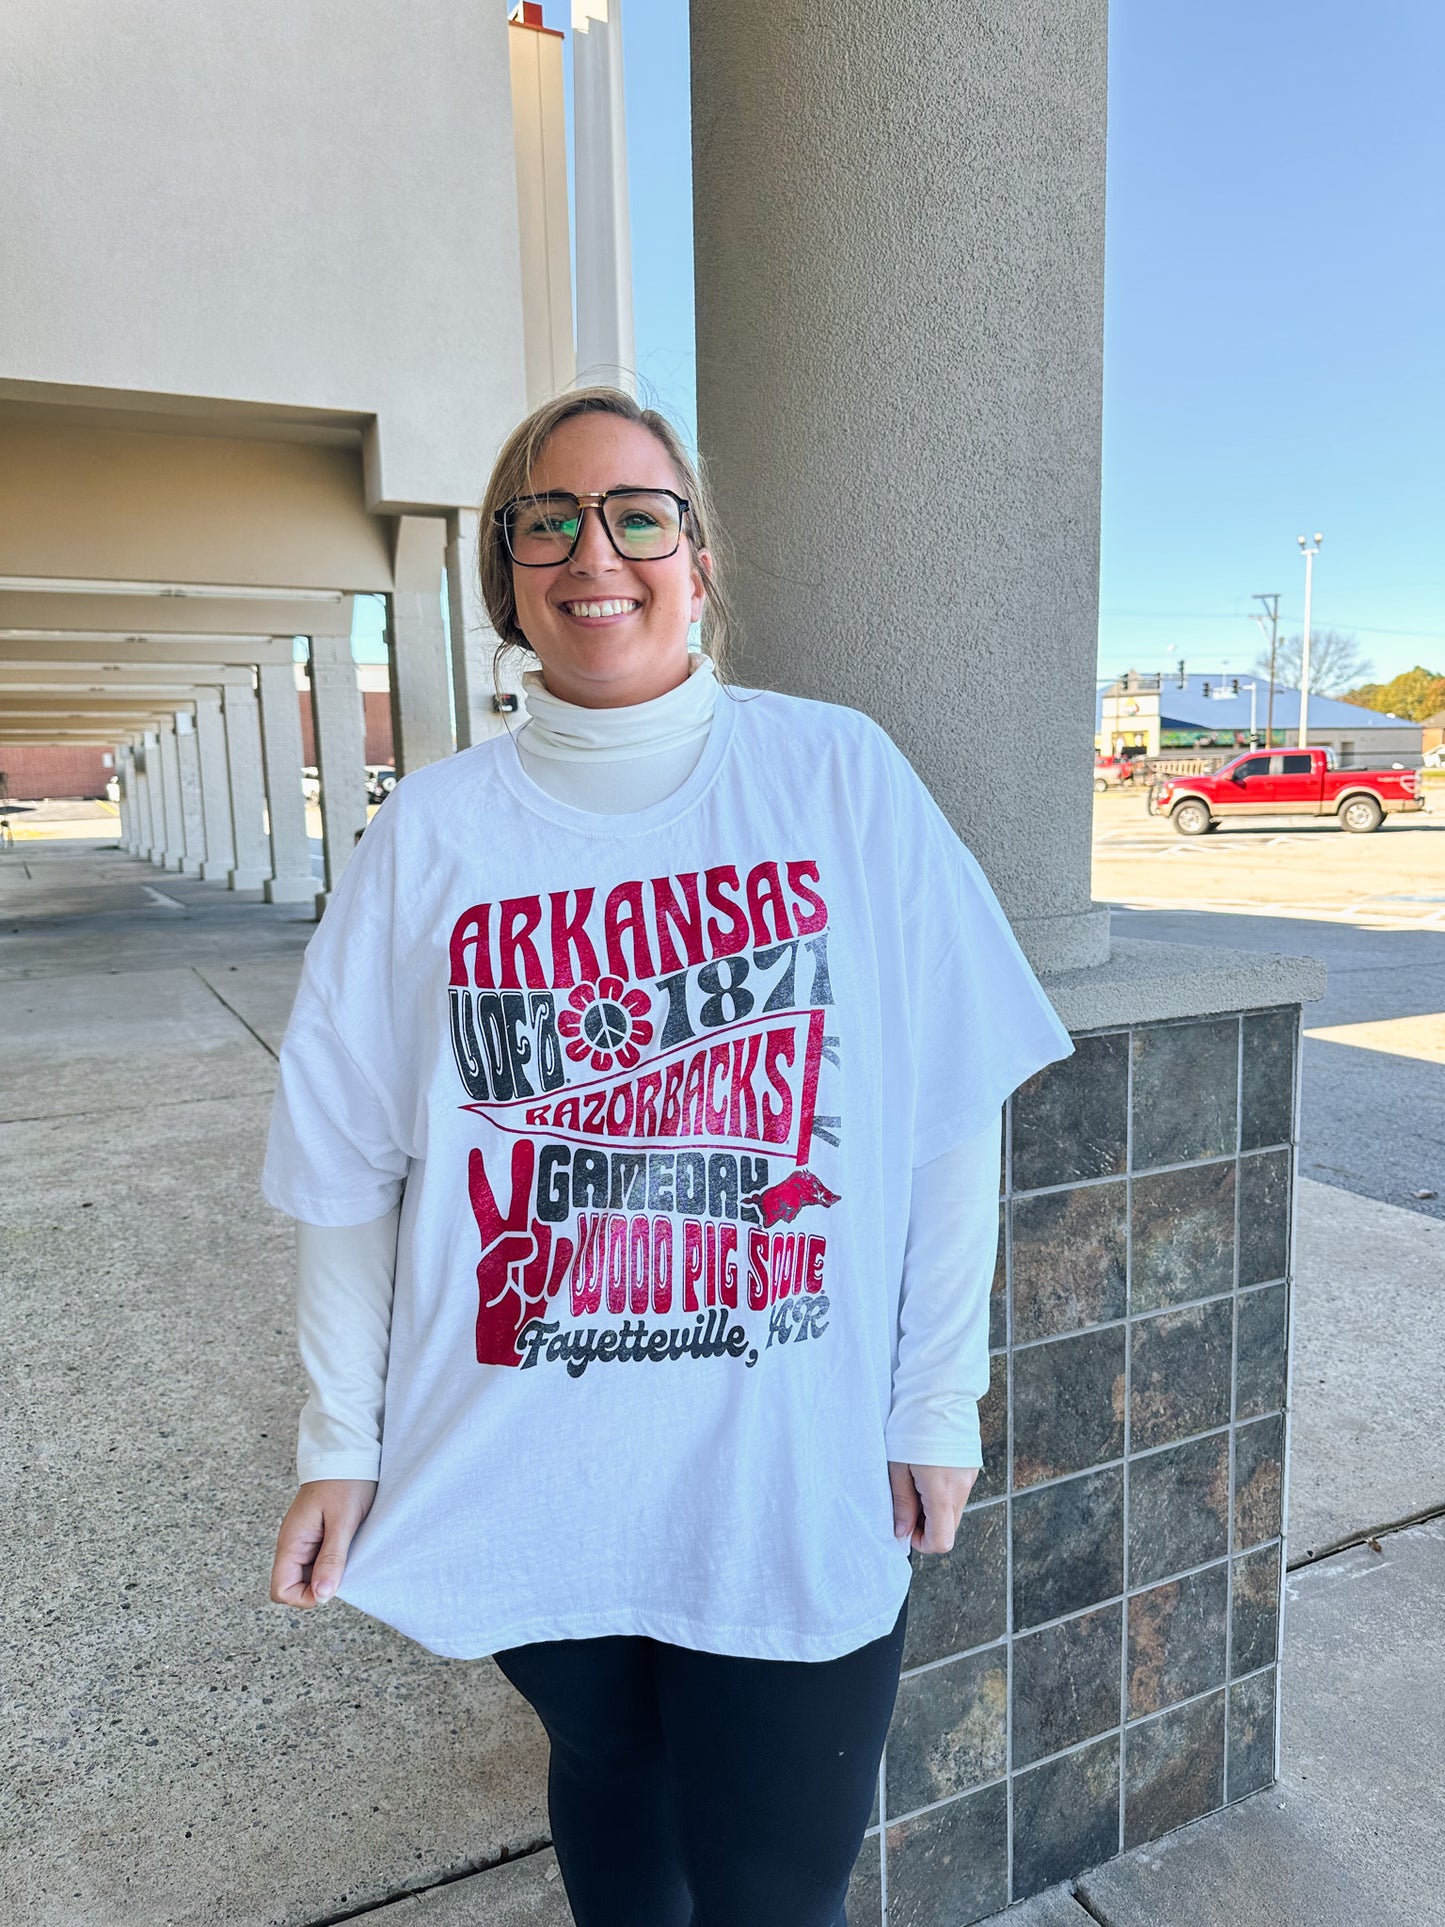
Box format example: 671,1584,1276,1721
1252,592,1280,747
1297,534,1323,748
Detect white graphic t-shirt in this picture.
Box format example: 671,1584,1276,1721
262,690,1072,1661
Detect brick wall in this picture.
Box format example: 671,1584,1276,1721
0,746,115,801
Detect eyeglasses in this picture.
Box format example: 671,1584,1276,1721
497,488,690,566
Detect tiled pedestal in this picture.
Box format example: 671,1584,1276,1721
849,1005,1298,1924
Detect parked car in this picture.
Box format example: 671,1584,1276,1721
1093,754,1141,791
366,765,397,804
1150,748,1423,835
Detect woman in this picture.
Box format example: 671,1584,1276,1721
266,387,1071,1925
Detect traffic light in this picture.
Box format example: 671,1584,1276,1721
1202,681,1212,699
1231,678,1240,696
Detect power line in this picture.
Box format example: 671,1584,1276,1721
1100,610,1442,639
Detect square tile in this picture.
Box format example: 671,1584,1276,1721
885,1782,1008,1927
1226,1669,1277,1802
1012,1602,1123,1768
903,1501,1007,1669
1236,1283,1288,1421
1131,1019,1239,1171
887,1648,1008,1816
1124,1692,1226,1849
1011,1182,1128,1343
1013,1325,1126,1488
1231,1543,1281,1677
1013,1467,1125,1631
1131,1161,1236,1313
974,1354,1009,1505
1127,1563,1228,1717
1130,1300,1233,1451
1238,1150,1291,1286
1012,1032,1130,1192
1241,1009,1297,1151
847,1830,883,1924
1128,1433,1231,1588
990,1206,1007,1350
1233,1414,1284,1549
1012,1733,1121,1902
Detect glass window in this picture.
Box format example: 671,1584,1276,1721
1235,756,1271,779
1281,754,1313,775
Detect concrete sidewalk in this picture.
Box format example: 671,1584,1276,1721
3,839,1441,1926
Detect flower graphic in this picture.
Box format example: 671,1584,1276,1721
556,975,654,1073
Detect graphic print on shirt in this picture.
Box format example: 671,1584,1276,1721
446,859,841,1377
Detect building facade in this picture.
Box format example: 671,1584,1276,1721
1099,670,1422,762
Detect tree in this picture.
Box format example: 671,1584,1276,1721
1254,628,1373,696
1340,665,1445,721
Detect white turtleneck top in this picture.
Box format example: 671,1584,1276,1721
290,656,1001,1486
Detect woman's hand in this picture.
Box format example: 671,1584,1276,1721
270,1479,377,1608
888,1461,979,1555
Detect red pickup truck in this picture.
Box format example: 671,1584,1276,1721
1151,748,1423,836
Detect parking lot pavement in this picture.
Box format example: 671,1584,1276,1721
1092,790,1445,931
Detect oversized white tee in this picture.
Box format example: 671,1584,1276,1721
262,689,1072,1661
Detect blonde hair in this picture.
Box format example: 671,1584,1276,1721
477,386,732,680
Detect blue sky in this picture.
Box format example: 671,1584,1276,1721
358,0,1441,685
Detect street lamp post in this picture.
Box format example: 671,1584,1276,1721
1297,534,1322,748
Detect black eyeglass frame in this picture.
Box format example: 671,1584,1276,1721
495,487,692,566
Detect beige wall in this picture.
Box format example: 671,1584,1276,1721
0,0,527,512
0,420,392,590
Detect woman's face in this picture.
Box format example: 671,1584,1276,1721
510,412,709,709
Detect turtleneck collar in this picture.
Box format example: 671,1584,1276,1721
517,652,719,763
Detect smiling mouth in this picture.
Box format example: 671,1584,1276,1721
559,598,640,619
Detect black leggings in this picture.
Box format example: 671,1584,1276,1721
493,1599,907,1927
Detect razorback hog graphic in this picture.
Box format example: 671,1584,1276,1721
741,1168,842,1229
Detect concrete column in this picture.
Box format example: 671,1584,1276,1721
174,711,207,877
134,733,158,858
573,0,635,388
114,744,133,849
446,509,517,749
155,721,186,871
256,659,317,905
193,691,237,882
508,6,576,406
388,515,455,773
221,682,271,891
691,0,1110,973
307,633,369,913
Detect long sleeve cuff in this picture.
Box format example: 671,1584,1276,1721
295,1207,400,1485
885,1112,1002,1470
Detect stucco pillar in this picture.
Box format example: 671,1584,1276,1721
447,510,491,749
133,733,157,858
221,682,271,891
388,515,455,773
155,722,186,872
307,633,369,914
256,660,316,904
690,0,1110,974
114,744,133,850
112,744,127,847
573,0,635,389
192,692,237,882
174,712,207,876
